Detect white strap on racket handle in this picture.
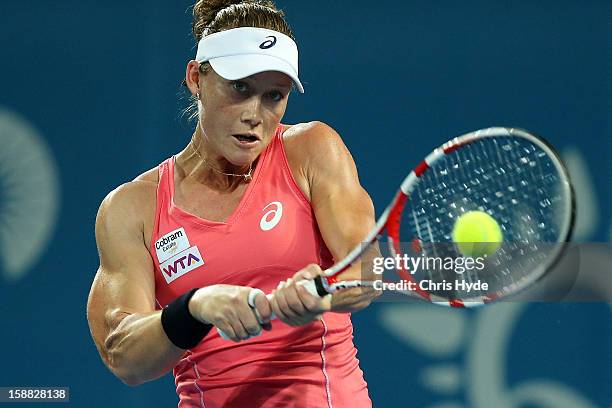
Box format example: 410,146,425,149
216,279,320,340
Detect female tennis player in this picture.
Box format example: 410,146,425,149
87,1,378,406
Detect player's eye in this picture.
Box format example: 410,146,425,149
267,90,284,102
231,81,249,93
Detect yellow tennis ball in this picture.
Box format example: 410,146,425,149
452,211,503,258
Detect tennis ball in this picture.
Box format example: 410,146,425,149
452,211,503,258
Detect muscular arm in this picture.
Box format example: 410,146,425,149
88,182,272,384
302,122,380,312
87,184,185,386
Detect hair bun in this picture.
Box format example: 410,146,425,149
192,0,277,40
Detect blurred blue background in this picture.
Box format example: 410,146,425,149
0,1,610,407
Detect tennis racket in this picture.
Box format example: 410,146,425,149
218,127,575,339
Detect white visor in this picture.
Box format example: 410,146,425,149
195,27,304,93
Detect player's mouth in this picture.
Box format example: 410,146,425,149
232,133,260,147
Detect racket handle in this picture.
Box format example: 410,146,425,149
217,288,267,341
216,277,328,340
306,275,331,297
299,278,320,297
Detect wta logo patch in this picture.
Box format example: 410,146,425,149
160,246,204,284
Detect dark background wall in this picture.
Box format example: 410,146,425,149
0,1,610,407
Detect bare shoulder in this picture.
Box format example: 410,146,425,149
96,166,159,244
282,122,347,200
133,166,159,184
100,166,158,215
98,181,152,218
282,121,349,159
282,121,357,190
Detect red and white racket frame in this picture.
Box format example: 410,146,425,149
313,127,575,308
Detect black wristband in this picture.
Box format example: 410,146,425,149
161,288,213,349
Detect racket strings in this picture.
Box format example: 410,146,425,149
395,135,571,301
413,138,562,241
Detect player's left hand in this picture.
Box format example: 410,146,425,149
269,264,332,327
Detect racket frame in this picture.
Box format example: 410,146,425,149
316,127,575,307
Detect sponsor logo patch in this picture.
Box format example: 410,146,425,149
260,201,283,231
155,227,190,263
160,246,204,284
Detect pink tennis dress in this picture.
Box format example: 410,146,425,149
150,125,372,408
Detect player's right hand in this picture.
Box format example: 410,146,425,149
188,285,273,342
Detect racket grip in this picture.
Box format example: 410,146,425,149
307,275,331,297
216,278,328,340
299,278,319,297
217,288,267,341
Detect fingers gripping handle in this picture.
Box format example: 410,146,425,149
248,288,267,325
216,277,328,340
217,288,266,341
307,275,330,297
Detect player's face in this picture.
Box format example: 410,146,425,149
198,68,292,168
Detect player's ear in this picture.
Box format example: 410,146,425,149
185,60,202,97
